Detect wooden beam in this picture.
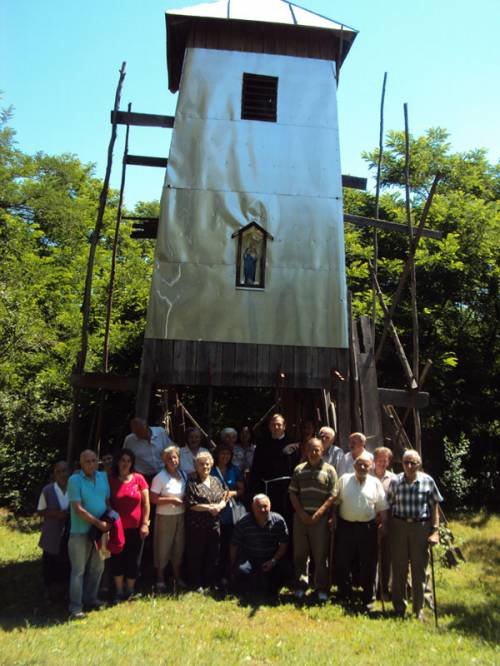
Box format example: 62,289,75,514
122,216,159,222
71,373,138,392
345,213,442,239
378,388,429,408
125,155,168,168
342,175,367,190
112,110,175,128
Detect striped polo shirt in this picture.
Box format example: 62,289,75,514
289,460,338,514
232,512,289,561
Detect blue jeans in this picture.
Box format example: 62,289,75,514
68,533,104,613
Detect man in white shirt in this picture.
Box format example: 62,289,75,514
337,432,373,477
319,427,345,476
179,427,209,475
123,417,171,483
333,452,388,611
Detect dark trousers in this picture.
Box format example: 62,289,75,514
233,557,291,599
335,518,378,604
216,523,233,581
110,528,142,579
42,550,70,587
186,522,220,589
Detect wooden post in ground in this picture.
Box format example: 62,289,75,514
372,71,387,336
67,62,127,464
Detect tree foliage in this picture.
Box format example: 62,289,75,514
0,106,498,511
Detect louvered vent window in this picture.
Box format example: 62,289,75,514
241,73,278,122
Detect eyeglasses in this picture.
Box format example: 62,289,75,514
403,460,419,467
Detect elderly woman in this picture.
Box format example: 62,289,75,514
372,446,396,599
37,461,71,599
108,449,150,600
211,444,245,583
150,446,187,592
185,451,226,591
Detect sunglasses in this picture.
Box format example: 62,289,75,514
403,461,419,467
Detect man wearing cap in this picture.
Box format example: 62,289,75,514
386,449,443,619
333,451,388,611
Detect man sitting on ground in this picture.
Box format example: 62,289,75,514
230,494,289,599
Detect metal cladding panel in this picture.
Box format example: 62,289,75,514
146,47,348,349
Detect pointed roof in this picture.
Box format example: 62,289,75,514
165,0,358,91
167,0,356,33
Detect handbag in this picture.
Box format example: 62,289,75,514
214,466,248,524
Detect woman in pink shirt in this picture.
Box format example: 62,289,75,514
109,449,150,600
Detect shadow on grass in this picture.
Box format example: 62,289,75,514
440,599,500,644
0,558,68,630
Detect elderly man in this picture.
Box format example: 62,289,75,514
179,427,209,475
337,432,373,477
387,449,443,619
123,417,171,484
230,494,289,598
289,438,338,601
319,426,345,476
334,451,388,611
67,449,111,619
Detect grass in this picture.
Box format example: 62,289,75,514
0,510,498,665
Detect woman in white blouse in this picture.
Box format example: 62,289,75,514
150,446,187,592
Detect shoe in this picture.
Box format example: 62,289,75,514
294,589,305,600
416,610,425,622
317,591,329,603
87,599,106,610
365,602,376,614
70,611,86,620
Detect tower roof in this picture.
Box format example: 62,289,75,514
165,0,358,91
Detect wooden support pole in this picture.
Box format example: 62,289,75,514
372,72,388,335
67,62,126,464
370,264,418,390
177,400,216,450
394,359,433,449
374,172,440,363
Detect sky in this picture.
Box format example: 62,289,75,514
2,0,499,208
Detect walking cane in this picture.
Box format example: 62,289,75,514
430,545,438,628
378,540,386,614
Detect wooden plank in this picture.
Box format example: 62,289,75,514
112,110,175,128
334,348,351,450
293,346,308,388
136,339,155,419
349,302,363,432
357,316,383,450
345,213,442,240
378,388,429,408
70,372,138,392
342,175,367,190
257,344,271,386
125,155,168,168
221,342,236,386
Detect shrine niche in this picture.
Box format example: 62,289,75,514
232,221,273,289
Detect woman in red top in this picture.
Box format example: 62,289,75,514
109,449,150,600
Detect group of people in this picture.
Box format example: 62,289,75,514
38,413,443,621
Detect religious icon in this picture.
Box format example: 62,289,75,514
232,220,273,290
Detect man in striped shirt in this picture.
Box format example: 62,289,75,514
289,438,338,602
386,449,443,619
230,494,289,598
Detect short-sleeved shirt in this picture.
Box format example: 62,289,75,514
232,511,289,562
288,460,338,514
185,475,225,529
387,472,443,520
123,427,171,477
150,469,187,516
336,473,388,522
322,446,345,475
179,446,210,475
109,472,148,528
371,469,396,495
37,483,69,511
212,463,243,525
68,470,110,534
337,450,374,477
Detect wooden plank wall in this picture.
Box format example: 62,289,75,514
147,339,347,390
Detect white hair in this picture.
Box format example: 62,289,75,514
252,493,270,504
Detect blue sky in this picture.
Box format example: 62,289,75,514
2,0,499,208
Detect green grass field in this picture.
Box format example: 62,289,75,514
0,511,498,665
